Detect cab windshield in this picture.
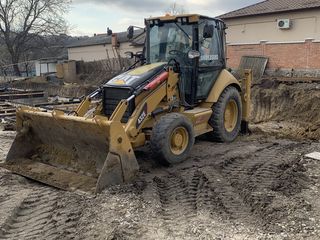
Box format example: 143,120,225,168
148,22,193,63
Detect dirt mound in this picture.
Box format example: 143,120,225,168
251,80,320,139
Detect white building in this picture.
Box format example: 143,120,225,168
35,58,61,76
67,31,145,62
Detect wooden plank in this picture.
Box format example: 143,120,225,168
34,100,81,107
0,112,16,118
1,88,44,93
0,103,13,107
0,92,45,100
0,108,16,114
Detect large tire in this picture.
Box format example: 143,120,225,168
207,86,242,142
150,113,195,165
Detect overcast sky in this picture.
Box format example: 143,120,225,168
68,0,261,36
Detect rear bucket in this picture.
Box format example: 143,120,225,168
0,107,139,193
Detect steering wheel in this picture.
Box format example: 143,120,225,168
168,49,193,67
169,49,185,56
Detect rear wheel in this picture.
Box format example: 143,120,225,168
150,113,194,165
207,86,242,142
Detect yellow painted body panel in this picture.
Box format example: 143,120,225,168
240,69,252,122
146,14,200,23
205,69,241,103
183,108,213,137
129,62,166,75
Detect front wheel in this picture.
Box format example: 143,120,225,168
150,113,195,165
207,86,242,142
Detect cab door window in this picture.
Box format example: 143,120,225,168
196,20,225,99
198,20,224,67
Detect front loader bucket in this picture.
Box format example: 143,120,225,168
0,107,139,193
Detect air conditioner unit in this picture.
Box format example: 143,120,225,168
277,19,291,29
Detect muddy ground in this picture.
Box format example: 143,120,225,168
0,79,320,239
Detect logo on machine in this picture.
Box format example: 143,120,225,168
110,73,139,85
136,103,148,128
113,79,126,85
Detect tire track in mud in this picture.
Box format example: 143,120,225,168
0,188,59,240
0,185,84,240
151,141,311,234
150,143,275,223
153,170,254,224
213,142,311,230
198,168,254,220
153,173,194,223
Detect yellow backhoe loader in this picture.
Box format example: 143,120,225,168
0,14,252,193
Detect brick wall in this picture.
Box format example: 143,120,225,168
227,40,320,70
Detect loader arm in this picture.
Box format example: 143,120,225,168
75,89,102,117
109,67,179,141
125,81,168,138
75,96,92,117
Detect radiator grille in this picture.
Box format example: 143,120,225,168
103,87,135,122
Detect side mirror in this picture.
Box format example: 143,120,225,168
188,50,200,59
124,51,134,59
203,24,214,38
127,26,134,39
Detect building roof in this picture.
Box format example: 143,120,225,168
131,32,146,46
218,0,320,19
67,29,144,48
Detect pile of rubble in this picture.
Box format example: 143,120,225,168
0,87,81,130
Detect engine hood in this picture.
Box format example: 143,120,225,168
105,62,167,89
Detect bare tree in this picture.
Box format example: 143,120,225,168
166,2,186,15
0,0,71,76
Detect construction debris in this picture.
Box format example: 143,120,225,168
0,88,83,127
0,103,15,118
0,88,46,101
306,152,320,161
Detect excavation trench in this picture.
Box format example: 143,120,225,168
250,79,320,140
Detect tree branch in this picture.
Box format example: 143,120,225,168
0,0,70,75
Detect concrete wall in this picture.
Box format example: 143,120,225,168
224,9,320,73
224,9,320,44
68,42,142,62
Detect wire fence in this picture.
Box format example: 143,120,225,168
0,61,36,82
0,55,136,86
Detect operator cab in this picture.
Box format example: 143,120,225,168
145,14,227,106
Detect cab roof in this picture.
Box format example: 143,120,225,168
146,14,221,23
